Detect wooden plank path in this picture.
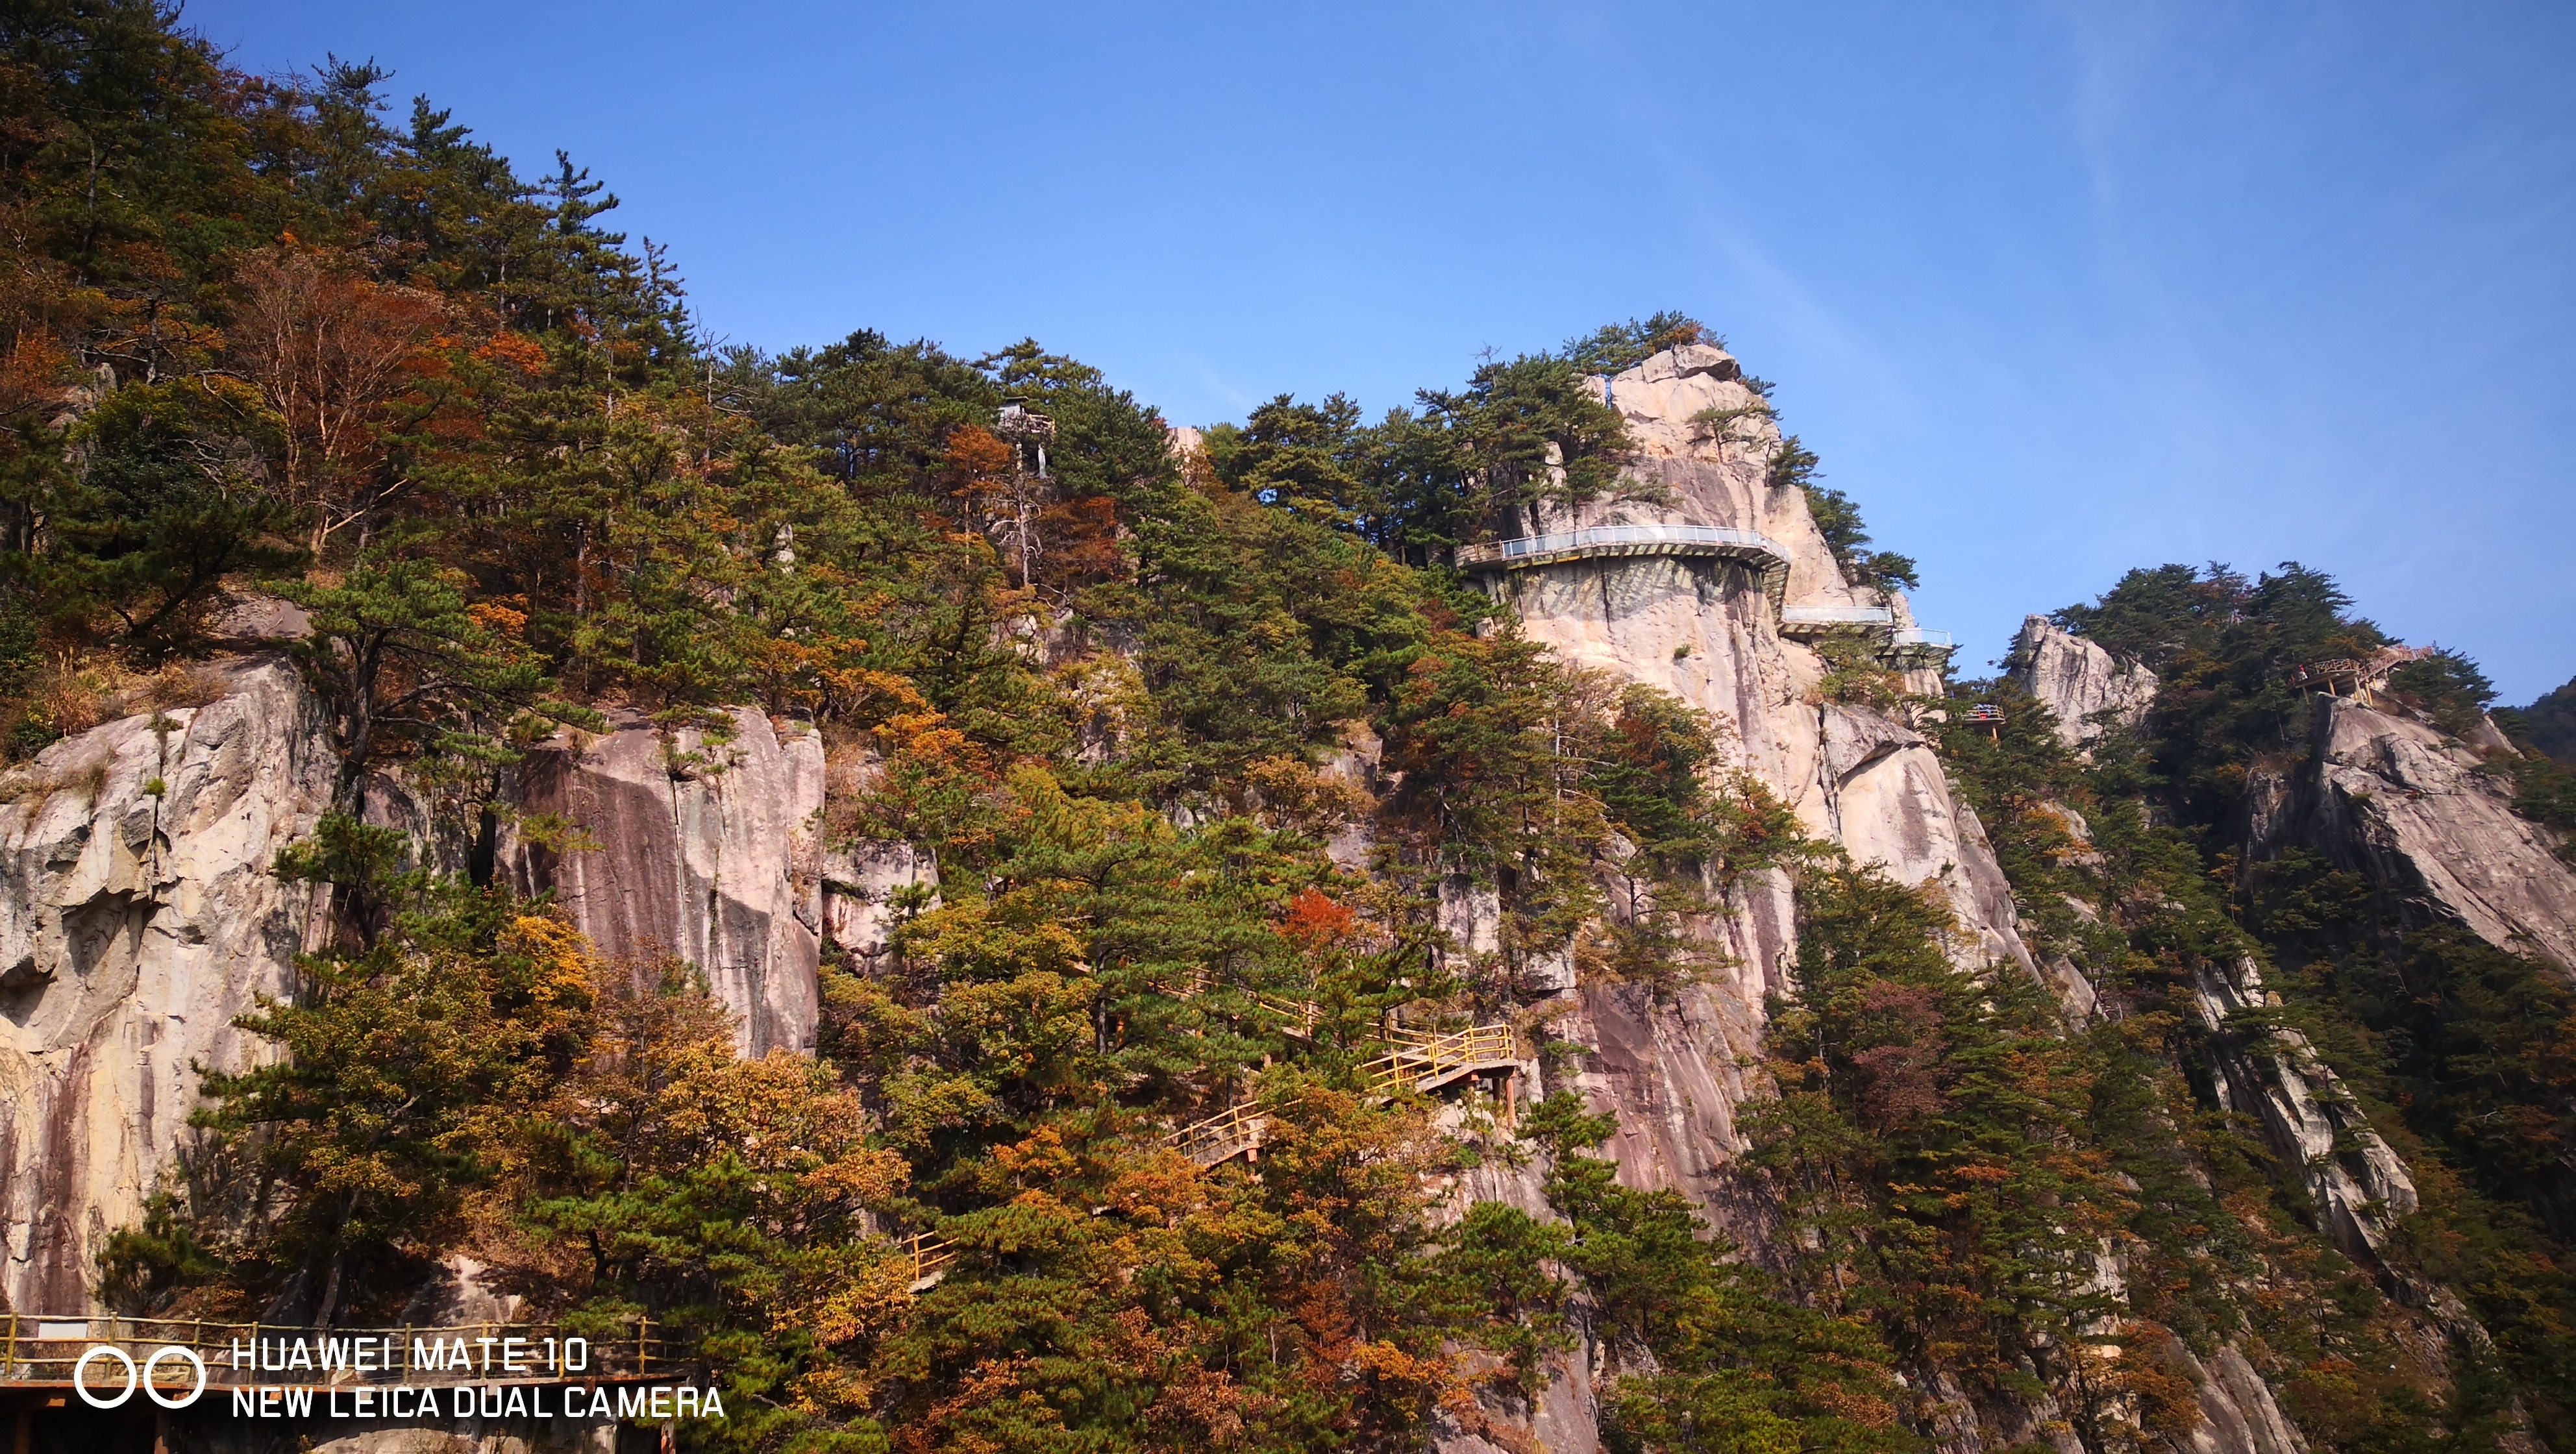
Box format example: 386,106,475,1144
1362,1024,1519,1096
908,1026,1522,1290
1163,1024,1522,1169
2293,644,2433,706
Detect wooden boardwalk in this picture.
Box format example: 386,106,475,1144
2294,644,2433,706
1163,1024,1523,1168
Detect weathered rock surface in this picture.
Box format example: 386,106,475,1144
1441,347,2346,1454
819,840,937,967
2191,952,2419,1260
0,659,333,1313
3,345,2377,1453
2009,615,2157,749
2,676,835,1314
2251,697,2576,972
1816,704,2037,978
2167,1337,2314,1454
1489,347,2029,983
1454,347,2112,1451
499,709,827,1054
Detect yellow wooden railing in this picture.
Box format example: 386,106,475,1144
1176,971,1323,1037
1362,1024,1518,1093
1161,1023,1519,1168
1167,1101,1270,1166
905,1232,956,1287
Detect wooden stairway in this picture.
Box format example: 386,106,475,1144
1165,1024,1521,1168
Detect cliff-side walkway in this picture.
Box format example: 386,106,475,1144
1455,524,1791,609
1455,526,1955,663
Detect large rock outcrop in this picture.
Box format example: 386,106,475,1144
1447,346,2109,1453
2251,697,2576,972
2190,952,2419,1260
2009,615,2157,749
2,344,2370,1454
1487,343,2032,978
1439,345,2340,1454
1,673,834,1315
0,659,334,1314
499,709,827,1055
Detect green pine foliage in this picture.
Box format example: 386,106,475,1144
1745,862,2152,1444
1520,1091,1916,1454
1558,312,1715,375
2500,675,2576,767
33,8,2573,1453
2053,563,2392,822
1193,347,1638,559
1930,563,2576,1450
1791,480,1918,593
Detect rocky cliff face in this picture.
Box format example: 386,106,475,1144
2250,696,2576,972
498,708,828,1055
2007,606,2576,1442
2009,616,2157,750
1444,346,2136,1454
2189,951,2420,1262
1496,344,2027,973
1439,347,2492,1454
0,671,834,1316
18,344,2564,1454
0,659,333,1314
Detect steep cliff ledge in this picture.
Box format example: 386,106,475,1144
7,332,2560,1454
0,667,836,1313
0,659,332,1312
2251,696,2576,971
499,708,827,1055
1489,343,2025,975
2009,615,2157,751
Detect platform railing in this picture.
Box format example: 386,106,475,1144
1161,1024,1519,1168
905,1233,956,1288
1176,971,1323,1037
1776,610,1956,655
1454,523,1787,570
1779,605,1896,626
1361,1024,1518,1094
1167,1102,1270,1166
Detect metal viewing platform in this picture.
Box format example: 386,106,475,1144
1777,604,1894,637
1883,627,1956,669
1454,527,1955,665
1777,609,1953,658
1454,524,1790,609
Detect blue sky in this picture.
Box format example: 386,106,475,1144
188,1,2575,700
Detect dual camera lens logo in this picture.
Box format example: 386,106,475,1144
71,1344,208,1409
